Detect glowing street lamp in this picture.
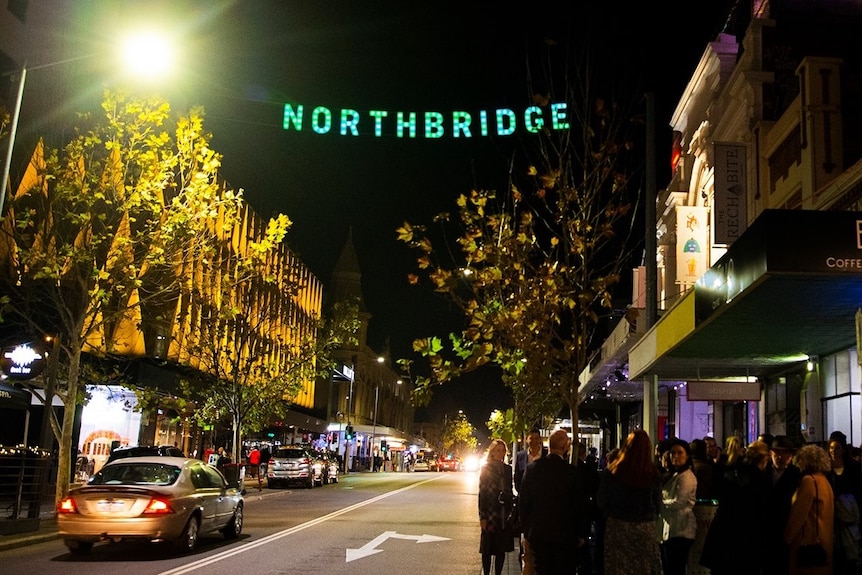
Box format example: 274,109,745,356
119,30,174,80
0,30,174,218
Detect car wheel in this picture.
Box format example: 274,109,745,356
176,515,200,552
222,503,243,539
306,473,315,489
65,540,93,555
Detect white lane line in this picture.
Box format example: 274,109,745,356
157,475,444,575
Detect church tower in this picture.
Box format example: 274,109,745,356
330,227,371,351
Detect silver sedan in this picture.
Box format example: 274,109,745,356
57,456,243,555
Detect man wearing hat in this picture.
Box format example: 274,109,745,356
764,435,802,575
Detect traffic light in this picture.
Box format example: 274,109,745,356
381,440,388,453
346,425,354,440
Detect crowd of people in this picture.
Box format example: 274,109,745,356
477,429,862,575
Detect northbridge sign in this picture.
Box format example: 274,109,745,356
282,102,571,139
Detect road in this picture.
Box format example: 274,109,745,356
0,471,498,575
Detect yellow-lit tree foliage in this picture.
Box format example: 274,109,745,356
0,90,302,506
398,81,643,451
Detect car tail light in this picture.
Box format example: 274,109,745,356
57,497,78,514
142,498,174,515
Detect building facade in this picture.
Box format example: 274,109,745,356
580,0,862,449
319,229,418,472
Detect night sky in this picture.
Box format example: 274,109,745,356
99,1,736,433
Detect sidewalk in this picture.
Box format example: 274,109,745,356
0,475,273,552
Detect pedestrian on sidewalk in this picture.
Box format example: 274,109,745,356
514,428,546,575
260,444,271,484
479,439,515,575
248,445,262,489
597,429,663,575
519,429,587,575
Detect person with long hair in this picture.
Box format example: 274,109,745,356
596,429,663,575
478,439,515,575
786,443,835,575
660,438,697,575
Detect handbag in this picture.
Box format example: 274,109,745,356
797,477,828,568
506,494,521,533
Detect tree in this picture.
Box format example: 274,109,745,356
397,56,643,459
441,411,477,458
0,90,287,505
487,409,516,445
151,296,360,463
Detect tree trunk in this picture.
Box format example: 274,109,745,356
568,400,579,465
54,347,81,508
231,414,241,464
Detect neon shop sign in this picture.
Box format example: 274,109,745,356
282,102,571,139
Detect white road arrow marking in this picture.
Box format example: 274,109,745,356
345,530,451,562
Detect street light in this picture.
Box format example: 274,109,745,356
370,356,384,470
371,384,379,469
345,366,355,473
1,31,174,218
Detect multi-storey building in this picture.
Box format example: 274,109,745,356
319,229,417,471
580,0,862,448
0,1,417,474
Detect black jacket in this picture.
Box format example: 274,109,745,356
519,453,588,543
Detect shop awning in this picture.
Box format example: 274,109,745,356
628,209,862,381
0,382,31,410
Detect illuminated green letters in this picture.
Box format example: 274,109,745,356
282,102,570,138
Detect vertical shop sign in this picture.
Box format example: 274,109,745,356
676,206,710,285
713,142,747,245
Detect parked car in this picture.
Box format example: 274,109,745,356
266,445,323,488
105,445,185,464
438,455,461,472
57,456,243,555
412,450,438,472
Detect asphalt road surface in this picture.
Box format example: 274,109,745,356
0,471,513,575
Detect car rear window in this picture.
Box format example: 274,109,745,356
107,447,161,462
274,448,307,459
89,463,181,486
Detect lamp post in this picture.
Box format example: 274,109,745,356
371,384,379,470
0,65,26,217
346,367,355,473
0,32,173,218
371,356,384,471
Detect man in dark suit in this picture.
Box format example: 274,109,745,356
519,429,588,574
514,428,546,574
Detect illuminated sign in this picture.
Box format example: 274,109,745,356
687,380,761,401
283,102,571,138
0,343,46,380
675,206,709,286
